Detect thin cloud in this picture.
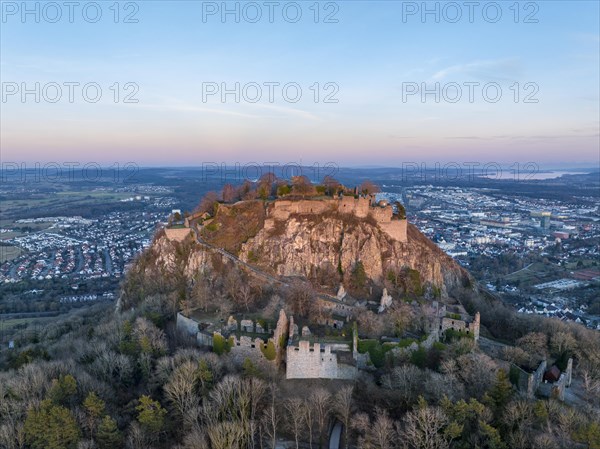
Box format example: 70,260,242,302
430,59,522,83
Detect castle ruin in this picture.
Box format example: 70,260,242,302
265,195,407,242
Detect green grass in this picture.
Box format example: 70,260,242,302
0,316,57,332
504,261,566,286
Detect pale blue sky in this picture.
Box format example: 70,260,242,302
1,1,599,167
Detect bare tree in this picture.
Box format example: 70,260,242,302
502,400,533,433
182,429,209,449
302,397,315,449
126,422,147,449
516,332,548,363
501,346,529,367
322,176,341,196
191,275,212,312
238,283,255,312
359,180,380,195
310,388,331,449
350,412,370,447
291,175,314,197
400,405,451,449
369,408,395,449
261,384,280,449
224,269,242,304
355,308,384,338
334,386,354,449
550,331,577,357
207,421,245,449
288,280,315,318
285,398,305,449
455,352,498,399
164,361,200,428
382,365,424,405
581,368,600,402
222,184,238,203
196,191,219,215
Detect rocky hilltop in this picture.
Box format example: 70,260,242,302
143,195,471,300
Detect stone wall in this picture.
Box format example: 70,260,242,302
286,340,357,380
537,358,573,401
267,197,407,242
176,312,199,335
197,331,213,347
512,360,547,399
528,360,547,398
440,312,480,341
272,310,289,363
165,228,192,242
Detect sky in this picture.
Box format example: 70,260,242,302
1,1,599,168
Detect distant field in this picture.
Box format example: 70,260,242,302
504,261,566,285
56,191,131,200
0,190,132,220
0,316,56,332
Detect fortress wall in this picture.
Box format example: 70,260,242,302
354,197,370,217
268,197,408,242
528,360,547,398
295,200,332,214
176,313,199,335
197,332,213,347
440,314,480,341
339,196,370,217
337,363,359,380
273,310,289,362
326,342,352,352
441,317,466,332
369,207,393,223
339,196,357,214
286,341,341,379
165,228,192,242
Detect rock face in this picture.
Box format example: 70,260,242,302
237,212,469,296
133,200,470,302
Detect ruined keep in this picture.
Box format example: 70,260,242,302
440,312,480,341
286,340,357,380
512,358,573,401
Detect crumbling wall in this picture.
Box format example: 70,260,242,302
266,197,408,242
273,310,289,363
176,313,199,335
165,228,192,242
440,312,480,341
286,341,357,380
528,360,547,398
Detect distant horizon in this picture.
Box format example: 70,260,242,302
2,161,598,175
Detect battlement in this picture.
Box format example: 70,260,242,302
286,340,356,380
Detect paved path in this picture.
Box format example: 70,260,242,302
329,421,342,449
505,263,534,277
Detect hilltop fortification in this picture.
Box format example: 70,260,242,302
266,195,407,242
